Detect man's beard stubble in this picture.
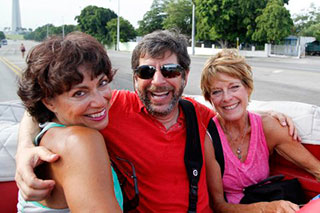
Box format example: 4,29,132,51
136,80,185,117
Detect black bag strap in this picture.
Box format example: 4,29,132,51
111,159,139,212
179,99,203,213
245,174,285,191
207,119,224,176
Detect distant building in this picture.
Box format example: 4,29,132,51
11,0,22,34
282,35,316,57
284,35,316,47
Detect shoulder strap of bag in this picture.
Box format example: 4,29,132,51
207,119,224,176
179,99,203,213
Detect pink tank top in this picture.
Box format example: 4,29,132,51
213,111,269,204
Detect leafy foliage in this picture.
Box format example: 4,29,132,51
253,0,293,44
163,0,192,36
0,31,5,40
24,24,78,41
195,0,271,47
194,0,292,47
106,17,137,45
137,0,168,35
293,3,320,40
75,5,117,44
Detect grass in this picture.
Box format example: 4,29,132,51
5,34,24,40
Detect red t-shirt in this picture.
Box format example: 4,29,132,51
100,90,215,212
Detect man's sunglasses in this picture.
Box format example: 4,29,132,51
134,64,184,79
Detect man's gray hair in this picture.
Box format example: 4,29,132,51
131,30,190,71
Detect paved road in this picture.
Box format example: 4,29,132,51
0,40,31,101
1,40,319,106
109,50,320,106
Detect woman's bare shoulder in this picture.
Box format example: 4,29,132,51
40,126,104,154
260,113,283,132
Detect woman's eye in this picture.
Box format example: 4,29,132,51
231,85,240,90
212,90,222,96
73,91,85,97
100,79,109,87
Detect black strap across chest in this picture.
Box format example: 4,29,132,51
207,119,224,176
180,99,225,212
179,99,203,213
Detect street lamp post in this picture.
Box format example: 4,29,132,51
62,17,65,39
62,25,65,39
236,37,239,49
191,1,195,55
46,24,49,38
116,0,120,51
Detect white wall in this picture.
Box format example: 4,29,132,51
108,42,270,57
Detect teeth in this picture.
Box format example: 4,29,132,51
224,103,238,110
152,91,169,96
88,109,105,118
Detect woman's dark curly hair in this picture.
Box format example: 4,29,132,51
18,32,115,124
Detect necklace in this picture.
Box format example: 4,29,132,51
235,121,248,160
220,116,249,160
236,147,242,160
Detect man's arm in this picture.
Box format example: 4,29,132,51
15,112,59,201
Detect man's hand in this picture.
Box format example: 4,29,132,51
15,146,59,201
268,110,301,141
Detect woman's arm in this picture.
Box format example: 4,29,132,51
15,112,59,201
263,115,320,181
43,126,122,212
204,133,299,213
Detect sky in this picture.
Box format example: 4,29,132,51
0,0,319,31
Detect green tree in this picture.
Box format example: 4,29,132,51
75,5,117,44
195,0,266,47
24,24,78,41
106,17,137,46
137,0,168,35
293,4,320,40
163,0,192,36
253,0,293,44
63,25,79,35
0,31,5,40
24,24,54,41
195,0,290,47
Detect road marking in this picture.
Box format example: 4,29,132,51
272,70,284,74
0,56,22,77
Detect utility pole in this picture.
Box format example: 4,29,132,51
116,0,120,51
62,17,65,39
191,1,195,55
62,25,65,39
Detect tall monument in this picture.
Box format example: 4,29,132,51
12,0,22,33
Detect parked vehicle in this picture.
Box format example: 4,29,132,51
1,39,7,45
306,41,320,56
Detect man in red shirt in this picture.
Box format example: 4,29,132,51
15,30,294,212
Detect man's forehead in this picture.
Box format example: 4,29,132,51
139,52,178,65
140,50,176,60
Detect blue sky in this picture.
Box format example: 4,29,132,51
0,0,319,31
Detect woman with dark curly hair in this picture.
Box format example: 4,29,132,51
17,32,122,212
